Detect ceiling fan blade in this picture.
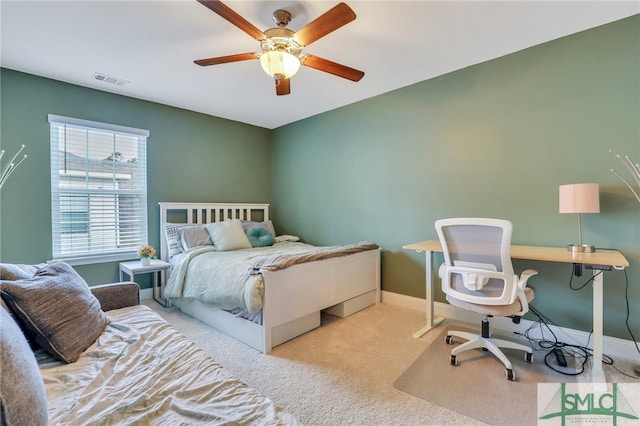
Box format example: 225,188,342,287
301,55,364,82
276,78,291,96
194,53,259,66
293,2,356,47
197,0,266,41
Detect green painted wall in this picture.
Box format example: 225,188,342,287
271,16,640,339
0,69,271,285
1,16,638,341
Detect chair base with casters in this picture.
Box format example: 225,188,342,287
446,315,533,381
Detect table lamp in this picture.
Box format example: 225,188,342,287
559,183,600,253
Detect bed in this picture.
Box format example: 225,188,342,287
158,202,381,354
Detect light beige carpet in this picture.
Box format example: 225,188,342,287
393,325,582,425
145,301,488,425
144,300,639,426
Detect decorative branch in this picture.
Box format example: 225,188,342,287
0,144,28,190
610,149,640,204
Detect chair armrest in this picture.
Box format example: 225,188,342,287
90,282,140,311
518,269,538,288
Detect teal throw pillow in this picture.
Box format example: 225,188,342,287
246,226,276,248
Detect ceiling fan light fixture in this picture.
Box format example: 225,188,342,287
194,1,364,94
260,50,300,80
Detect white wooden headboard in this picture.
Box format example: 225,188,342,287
158,202,270,261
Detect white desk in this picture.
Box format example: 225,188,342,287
403,240,629,383
119,259,171,307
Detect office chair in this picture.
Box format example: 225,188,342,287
435,218,538,381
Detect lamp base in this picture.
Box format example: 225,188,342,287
567,244,596,253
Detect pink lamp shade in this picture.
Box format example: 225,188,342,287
558,183,600,253
559,183,600,214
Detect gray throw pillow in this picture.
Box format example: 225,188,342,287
0,263,39,281
179,225,213,250
0,307,48,426
0,261,110,363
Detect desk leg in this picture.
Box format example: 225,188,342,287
592,269,606,384
413,249,445,338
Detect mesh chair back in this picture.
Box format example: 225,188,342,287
436,218,517,305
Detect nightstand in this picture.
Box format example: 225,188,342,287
119,259,171,307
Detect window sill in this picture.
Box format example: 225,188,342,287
51,252,138,266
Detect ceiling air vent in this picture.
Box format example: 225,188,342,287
93,73,129,86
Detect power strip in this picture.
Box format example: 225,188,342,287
585,264,613,271
553,348,568,367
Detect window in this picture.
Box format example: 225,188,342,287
49,115,149,264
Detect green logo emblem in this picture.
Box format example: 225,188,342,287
539,383,639,425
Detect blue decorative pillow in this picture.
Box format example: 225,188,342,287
246,226,276,248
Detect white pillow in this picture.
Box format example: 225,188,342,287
205,219,252,251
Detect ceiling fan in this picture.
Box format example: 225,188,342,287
194,0,365,96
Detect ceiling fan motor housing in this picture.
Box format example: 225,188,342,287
261,28,302,57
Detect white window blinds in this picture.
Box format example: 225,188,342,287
49,114,149,263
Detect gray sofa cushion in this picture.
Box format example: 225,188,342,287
0,261,109,363
90,282,141,312
0,307,48,426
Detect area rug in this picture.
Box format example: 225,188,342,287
393,325,580,426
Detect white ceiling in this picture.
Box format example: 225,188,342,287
1,1,638,129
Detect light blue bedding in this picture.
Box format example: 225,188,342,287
164,241,380,313
164,242,315,313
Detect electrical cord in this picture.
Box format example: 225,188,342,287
517,256,639,377
515,305,596,376
569,267,603,290
621,268,640,355
569,255,640,357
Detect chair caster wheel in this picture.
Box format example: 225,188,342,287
450,355,458,366
505,369,515,381
525,352,533,363
445,335,454,345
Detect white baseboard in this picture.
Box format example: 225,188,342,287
381,290,640,362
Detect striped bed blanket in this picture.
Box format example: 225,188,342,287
248,241,379,274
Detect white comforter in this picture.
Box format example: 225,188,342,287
38,305,297,425
164,242,317,313
164,241,380,313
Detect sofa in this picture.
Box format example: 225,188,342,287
0,261,297,425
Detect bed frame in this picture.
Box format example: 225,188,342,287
159,202,380,353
